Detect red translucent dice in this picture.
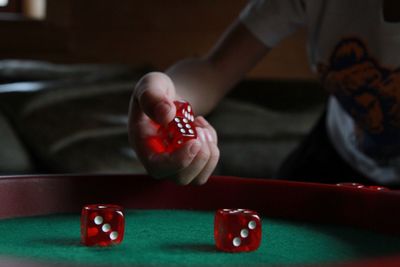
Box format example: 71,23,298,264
214,209,262,252
164,117,196,149
159,100,197,152
81,204,125,246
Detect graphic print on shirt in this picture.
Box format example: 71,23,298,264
318,38,400,161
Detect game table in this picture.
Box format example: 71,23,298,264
0,174,400,266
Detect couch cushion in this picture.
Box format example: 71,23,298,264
0,111,34,174
4,81,146,174
0,60,147,174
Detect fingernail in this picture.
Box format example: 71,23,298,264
189,142,201,156
205,129,213,143
155,102,171,121
197,128,206,143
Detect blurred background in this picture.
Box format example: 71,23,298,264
0,0,326,178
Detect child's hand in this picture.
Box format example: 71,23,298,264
128,72,220,185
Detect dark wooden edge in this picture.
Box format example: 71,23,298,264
0,174,400,267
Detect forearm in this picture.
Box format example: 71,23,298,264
166,58,235,116
166,21,270,116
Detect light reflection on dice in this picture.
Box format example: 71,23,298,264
214,209,262,252
81,204,125,246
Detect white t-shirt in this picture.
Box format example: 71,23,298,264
240,0,400,184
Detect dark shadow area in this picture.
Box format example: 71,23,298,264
297,222,400,259
30,237,81,248
161,243,217,254
228,79,326,112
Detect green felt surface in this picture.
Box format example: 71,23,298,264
1,210,400,266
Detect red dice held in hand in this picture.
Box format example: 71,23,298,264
154,100,197,153
81,204,125,246
214,209,262,252
163,116,196,151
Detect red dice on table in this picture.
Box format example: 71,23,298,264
81,204,125,246
159,100,197,152
214,209,262,252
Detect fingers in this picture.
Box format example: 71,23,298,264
173,127,211,185
144,139,202,181
195,116,218,145
132,72,176,126
190,117,220,185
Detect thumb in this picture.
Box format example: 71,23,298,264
134,72,176,125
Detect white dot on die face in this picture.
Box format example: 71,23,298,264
188,129,194,134
185,124,191,129
109,231,118,240
183,118,188,123
180,128,186,134
240,229,249,238
233,237,241,247
94,216,103,225
248,221,257,229
188,106,191,112
102,223,111,232
191,115,194,121
174,118,180,122
177,123,183,128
